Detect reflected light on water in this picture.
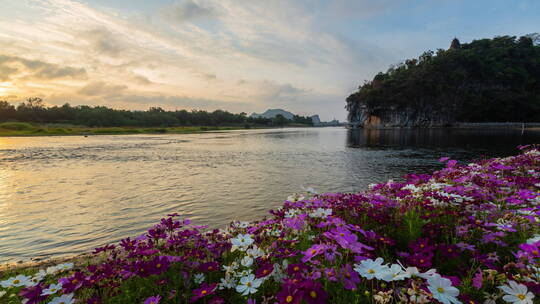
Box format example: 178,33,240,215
0,127,539,263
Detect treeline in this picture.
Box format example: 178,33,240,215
346,34,540,124
0,98,313,127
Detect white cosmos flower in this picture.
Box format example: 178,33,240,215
498,280,534,304
246,246,265,259
354,257,390,280
48,293,75,304
236,274,262,296
194,273,205,284
235,269,252,278
286,194,305,202
56,263,74,271
272,260,288,283
427,274,461,304
235,221,250,228
309,208,332,218
284,209,302,218
223,262,239,273
218,274,236,290
231,234,254,251
42,283,63,296
1,274,33,288
381,264,407,281
241,256,254,267
30,269,47,285
527,235,540,244
401,266,437,279
0,291,6,297
46,266,59,275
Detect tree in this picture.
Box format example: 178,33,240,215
0,101,16,121
272,114,288,127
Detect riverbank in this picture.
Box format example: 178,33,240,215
1,147,539,303
347,121,540,129
0,122,267,137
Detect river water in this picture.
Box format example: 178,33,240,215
0,127,539,263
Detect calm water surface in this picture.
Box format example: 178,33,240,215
1,127,539,263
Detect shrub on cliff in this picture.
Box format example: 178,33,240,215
346,35,540,124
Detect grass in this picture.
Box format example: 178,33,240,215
0,122,268,137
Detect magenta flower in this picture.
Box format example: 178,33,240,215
255,262,274,278
18,284,47,304
59,271,86,293
144,295,161,304
190,282,217,303
199,261,219,272
339,264,360,290
301,244,327,263
276,281,303,304
301,280,328,304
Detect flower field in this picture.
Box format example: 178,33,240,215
2,146,540,304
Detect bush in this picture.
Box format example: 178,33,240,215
0,122,34,130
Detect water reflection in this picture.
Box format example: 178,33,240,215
347,128,540,157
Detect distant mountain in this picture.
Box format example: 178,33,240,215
250,109,295,120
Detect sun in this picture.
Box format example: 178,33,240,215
0,82,12,95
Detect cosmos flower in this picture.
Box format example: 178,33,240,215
48,294,75,304
498,280,534,304
41,283,63,296
191,283,217,303
426,274,461,304
236,274,262,296
1,275,33,288
354,258,389,280
231,234,255,251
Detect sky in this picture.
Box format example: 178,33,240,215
0,0,539,121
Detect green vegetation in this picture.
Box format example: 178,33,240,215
0,122,253,136
346,34,540,125
0,98,314,136
0,98,313,132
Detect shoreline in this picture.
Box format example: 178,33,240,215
0,125,269,137
0,124,322,137
346,122,540,130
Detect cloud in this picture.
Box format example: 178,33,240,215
0,54,87,80
78,81,128,96
0,63,17,81
162,0,218,23
84,27,126,57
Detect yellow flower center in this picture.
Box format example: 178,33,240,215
156,264,161,268
202,290,207,295
368,269,375,274
246,282,252,287
518,294,526,300
286,295,293,303
437,287,445,293
310,291,317,298
13,280,20,284
293,266,300,271
311,249,317,255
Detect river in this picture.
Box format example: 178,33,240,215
0,127,539,263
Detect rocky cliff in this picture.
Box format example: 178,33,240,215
346,35,540,128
